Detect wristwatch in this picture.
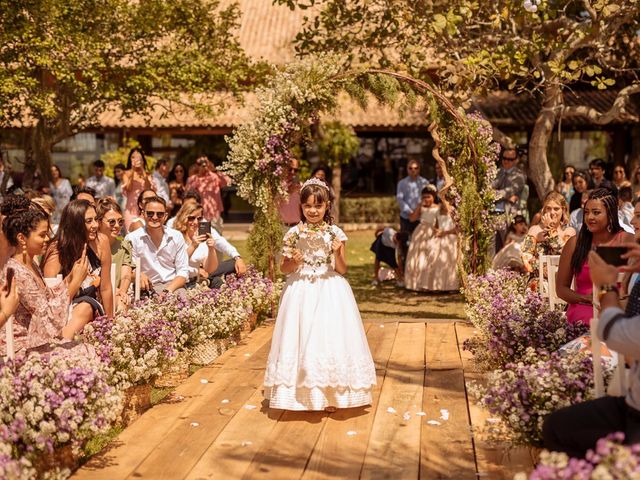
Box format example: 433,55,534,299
597,284,619,302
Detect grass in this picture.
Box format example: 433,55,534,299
232,229,466,321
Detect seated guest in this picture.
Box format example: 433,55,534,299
167,190,247,282
520,191,575,277
125,196,189,295
128,188,157,233
492,215,528,271
556,188,633,325
569,170,590,213
96,198,134,311
543,249,640,457
0,195,31,268
618,185,634,230
171,202,218,287
1,202,88,354
42,200,113,335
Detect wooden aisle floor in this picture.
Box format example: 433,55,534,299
73,320,535,480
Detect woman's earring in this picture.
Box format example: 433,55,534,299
21,243,28,263
607,224,612,233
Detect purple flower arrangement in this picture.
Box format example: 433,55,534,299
0,350,122,471
471,349,605,446
464,270,588,370
516,432,640,479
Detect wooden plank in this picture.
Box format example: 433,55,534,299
425,322,462,370
127,369,264,479
240,410,328,479
184,388,286,480
74,324,274,480
301,370,385,480
365,321,397,372
211,323,274,370
454,322,477,371
421,369,476,479
360,322,425,480
465,373,535,480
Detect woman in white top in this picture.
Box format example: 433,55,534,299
49,165,73,225
172,202,218,286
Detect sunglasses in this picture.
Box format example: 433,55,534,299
145,211,166,219
106,218,125,227
187,215,203,222
408,166,419,171
503,157,516,161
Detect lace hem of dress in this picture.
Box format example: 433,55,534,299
264,355,377,389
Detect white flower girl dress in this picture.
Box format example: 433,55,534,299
263,222,377,410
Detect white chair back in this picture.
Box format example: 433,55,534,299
134,257,141,302
5,318,14,360
538,251,550,299
591,273,627,398
110,263,117,314
547,255,565,309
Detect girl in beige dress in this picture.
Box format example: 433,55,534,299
404,188,439,291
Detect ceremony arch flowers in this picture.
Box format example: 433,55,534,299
223,56,501,278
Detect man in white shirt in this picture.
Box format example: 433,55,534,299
152,158,171,206
86,160,115,199
126,196,189,295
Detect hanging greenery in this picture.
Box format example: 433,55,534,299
223,56,499,278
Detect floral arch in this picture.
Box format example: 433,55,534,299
222,56,500,280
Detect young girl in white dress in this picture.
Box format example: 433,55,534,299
264,178,377,411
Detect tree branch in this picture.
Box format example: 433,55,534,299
561,83,640,124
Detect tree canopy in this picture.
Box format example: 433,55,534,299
0,0,263,183
277,0,640,197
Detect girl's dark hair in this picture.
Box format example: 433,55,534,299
1,195,31,217
136,189,156,209
168,162,188,184
2,202,49,247
572,170,591,185
51,164,63,179
126,147,148,171
96,197,122,220
53,199,95,276
311,166,331,183
299,183,333,224
570,188,622,274
113,163,126,186
421,187,437,200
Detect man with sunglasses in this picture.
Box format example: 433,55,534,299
125,196,189,295
493,146,527,252
396,158,429,235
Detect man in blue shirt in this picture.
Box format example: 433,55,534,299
396,158,429,235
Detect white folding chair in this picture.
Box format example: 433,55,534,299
546,255,566,310
134,257,141,302
538,251,550,300
5,318,14,361
591,274,627,398
110,263,117,314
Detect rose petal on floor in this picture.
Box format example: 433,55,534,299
200,379,209,384
427,420,441,426
416,411,426,416
244,404,257,410
386,407,396,414
221,399,230,404
242,441,253,447
190,422,199,427
346,431,357,436
402,412,411,421
440,409,449,420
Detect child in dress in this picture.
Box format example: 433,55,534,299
264,178,377,411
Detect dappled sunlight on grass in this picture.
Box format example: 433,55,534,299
232,227,466,320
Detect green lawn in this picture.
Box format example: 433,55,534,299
233,229,466,320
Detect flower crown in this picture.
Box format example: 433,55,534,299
301,177,330,191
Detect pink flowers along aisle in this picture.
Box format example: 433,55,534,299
0,268,281,479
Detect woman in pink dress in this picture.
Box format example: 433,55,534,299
1,201,88,356
121,147,157,230
556,188,634,325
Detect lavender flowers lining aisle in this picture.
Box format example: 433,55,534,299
0,268,281,479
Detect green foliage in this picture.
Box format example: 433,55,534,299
277,0,640,99
0,0,260,181
340,197,398,224
317,121,360,169
247,207,284,279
